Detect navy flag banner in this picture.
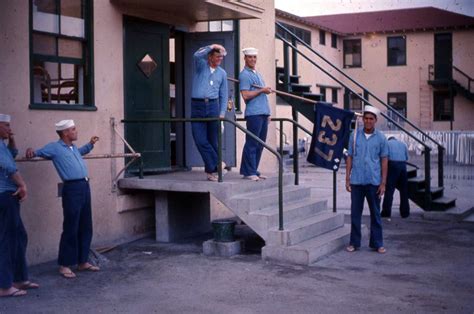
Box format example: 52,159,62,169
307,103,354,171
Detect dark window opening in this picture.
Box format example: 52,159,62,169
349,93,363,111
320,86,327,102
387,36,406,66
319,30,326,45
433,91,453,121
332,88,338,103
331,33,337,48
343,39,361,68
276,22,311,46
387,92,407,118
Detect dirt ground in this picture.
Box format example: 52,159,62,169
1,214,473,314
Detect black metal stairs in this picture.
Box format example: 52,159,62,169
275,22,458,213
276,66,323,123
407,166,456,211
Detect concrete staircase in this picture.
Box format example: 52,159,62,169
223,174,350,265
118,171,350,265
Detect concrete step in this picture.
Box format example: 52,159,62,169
262,224,352,265
229,185,312,213
226,173,295,196
250,199,327,233
266,211,345,246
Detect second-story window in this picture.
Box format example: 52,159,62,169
319,30,326,45
276,22,311,45
343,39,361,68
331,33,337,48
387,36,406,66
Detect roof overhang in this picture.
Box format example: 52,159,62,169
110,0,264,27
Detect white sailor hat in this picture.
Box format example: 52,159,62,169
363,105,380,117
55,119,75,131
242,47,258,56
0,114,11,123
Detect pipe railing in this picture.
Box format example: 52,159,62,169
453,65,473,93
16,118,142,190
276,32,436,208
121,117,285,230
276,22,444,193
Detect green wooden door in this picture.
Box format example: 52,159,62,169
124,17,170,173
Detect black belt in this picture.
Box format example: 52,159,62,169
64,177,89,183
192,98,218,103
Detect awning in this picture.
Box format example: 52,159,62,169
110,0,264,26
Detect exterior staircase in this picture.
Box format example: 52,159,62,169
407,166,456,211
275,66,323,123
225,173,350,265
119,172,351,265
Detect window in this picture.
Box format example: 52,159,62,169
387,36,406,66
30,0,94,110
387,93,407,118
276,22,311,45
343,39,361,68
433,91,453,121
319,87,327,102
208,20,234,32
349,93,363,111
332,88,338,103
319,30,326,45
331,33,337,48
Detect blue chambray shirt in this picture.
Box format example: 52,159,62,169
348,129,388,185
0,141,19,193
34,140,94,181
387,139,409,161
239,67,271,117
192,45,228,116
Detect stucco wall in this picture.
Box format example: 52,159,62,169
342,30,474,131
0,0,277,265
272,17,474,137
238,0,277,173
0,1,157,265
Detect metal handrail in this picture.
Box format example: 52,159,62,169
237,117,312,185
276,22,444,150
121,117,285,231
276,29,436,208
275,33,428,149
453,65,473,92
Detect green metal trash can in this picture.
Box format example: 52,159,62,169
212,219,236,242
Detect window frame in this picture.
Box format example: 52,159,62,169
343,39,362,68
433,91,453,121
276,22,311,46
319,29,326,45
387,92,407,118
332,88,338,104
319,86,327,102
331,33,337,49
29,0,95,111
387,35,407,67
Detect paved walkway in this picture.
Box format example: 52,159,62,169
1,159,473,313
